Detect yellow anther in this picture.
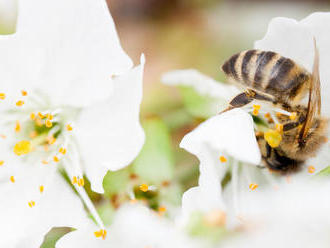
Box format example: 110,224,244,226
41,160,49,165
252,109,259,116
203,210,226,227
38,112,44,119
72,176,78,185
35,118,43,127
158,206,167,215
46,113,53,120
10,176,15,183
39,185,44,193
0,93,5,100
253,104,261,110
264,129,282,148
59,147,67,155
15,120,21,133
0,160,4,166
53,156,59,163
264,113,271,119
66,124,73,131
78,178,85,187
290,112,297,120
47,135,56,145
16,100,24,107
275,123,283,133
28,201,35,208
43,144,49,152
29,131,37,138
21,90,28,96
249,183,258,190
139,184,149,192
219,156,227,163
30,112,36,120
94,229,107,240
14,140,32,156
45,119,52,128
308,165,316,174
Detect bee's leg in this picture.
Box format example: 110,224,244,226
220,89,275,113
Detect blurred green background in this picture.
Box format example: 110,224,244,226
1,0,330,246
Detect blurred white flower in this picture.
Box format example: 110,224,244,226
0,0,145,244
223,181,330,248
57,204,200,248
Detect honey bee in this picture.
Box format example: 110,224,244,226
221,39,328,173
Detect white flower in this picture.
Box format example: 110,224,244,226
179,109,262,228
0,141,88,248
56,204,200,248
222,181,330,248
0,0,145,244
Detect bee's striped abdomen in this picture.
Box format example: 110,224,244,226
222,50,311,103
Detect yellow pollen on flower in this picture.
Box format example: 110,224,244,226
0,160,4,166
39,185,44,193
66,124,73,131
94,229,107,240
30,112,36,120
252,109,259,116
72,176,78,185
21,90,28,96
264,129,282,148
14,140,32,156
45,119,52,128
290,112,297,120
41,160,49,165
308,165,316,174
219,156,227,163
28,201,36,208
78,178,85,187
16,100,24,107
10,176,15,183
275,123,283,133
253,104,261,110
53,156,59,163
249,183,258,190
59,147,66,155
0,93,5,100
139,184,149,192
15,120,21,133
264,113,271,119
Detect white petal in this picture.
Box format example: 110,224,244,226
76,56,145,193
180,109,261,165
57,204,198,248
162,69,239,100
0,0,132,107
180,186,226,225
255,13,330,116
0,160,88,248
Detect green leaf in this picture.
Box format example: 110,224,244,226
103,168,131,196
179,86,223,119
132,118,174,185
314,166,330,177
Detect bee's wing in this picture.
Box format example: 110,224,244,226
299,38,321,141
